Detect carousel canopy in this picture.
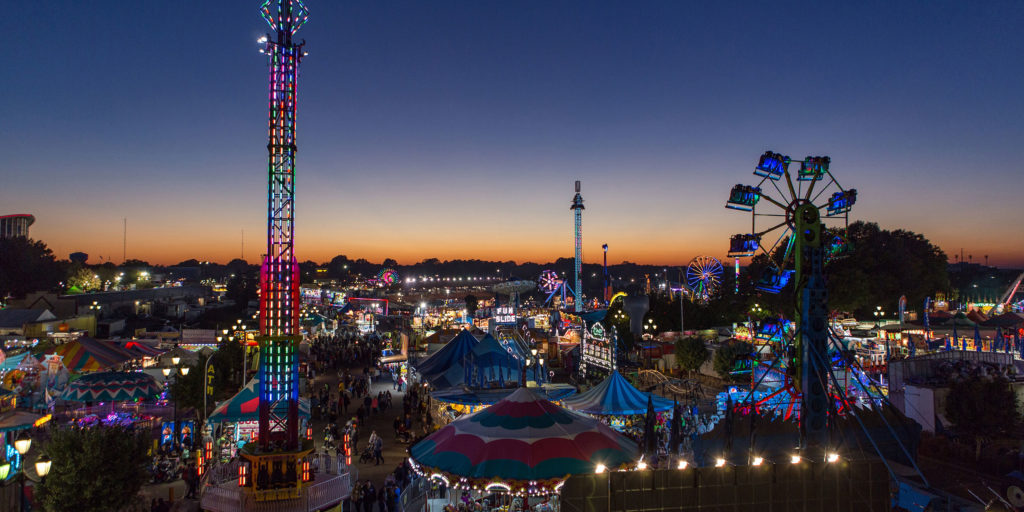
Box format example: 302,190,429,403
0,353,28,372
208,377,310,424
59,371,160,402
117,341,165,358
53,337,135,372
412,387,638,486
415,329,479,380
562,370,675,416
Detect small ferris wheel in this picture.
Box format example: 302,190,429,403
686,256,724,302
538,270,560,293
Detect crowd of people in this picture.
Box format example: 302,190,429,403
306,328,436,510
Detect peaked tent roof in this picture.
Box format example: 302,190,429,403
53,337,134,372
411,387,637,487
208,377,310,424
0,309,54,328
982,312,1024,328
562,370,674,415
414,329,479,379
59,371,160,402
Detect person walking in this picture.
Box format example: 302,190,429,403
373,432,384,465
365,481,377,512
352,481,363,512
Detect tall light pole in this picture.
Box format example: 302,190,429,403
164,356,189,450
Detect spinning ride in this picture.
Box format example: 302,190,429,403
685,256,723,302
724,150,858,453
726,151,856,294
538,270,574,307
377,268,398,286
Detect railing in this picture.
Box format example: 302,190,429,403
204,459,244,487
201,468,351,512
399,477,431,512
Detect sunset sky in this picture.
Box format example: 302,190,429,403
3,1,1023,267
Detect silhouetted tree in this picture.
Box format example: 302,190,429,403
0,237,64,298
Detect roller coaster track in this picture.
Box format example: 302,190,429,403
636,369,704,400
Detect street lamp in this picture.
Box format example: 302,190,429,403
34,455,51,479
13,431,31,512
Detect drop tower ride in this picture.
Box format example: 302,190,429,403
571,181,584,312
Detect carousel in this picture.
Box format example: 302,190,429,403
59,371,162,429
410,387,639,511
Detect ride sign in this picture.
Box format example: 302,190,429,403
494,306,517,325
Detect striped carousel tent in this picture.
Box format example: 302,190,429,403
410,387,638,494
59,371,161,402
562,370,675,416
53,337,135,372
117,341,166,359
208,377,310,424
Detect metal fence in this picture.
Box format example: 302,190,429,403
201,472,350,512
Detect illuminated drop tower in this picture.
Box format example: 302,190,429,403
257,0,307,455
571,180,584,312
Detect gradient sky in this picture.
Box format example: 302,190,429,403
3,1,1023,267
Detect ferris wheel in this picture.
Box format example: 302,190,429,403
377,268,398,286
725,151,857,293
686,256,724,302
538,270,560,293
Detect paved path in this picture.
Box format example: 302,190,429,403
307,366,419,489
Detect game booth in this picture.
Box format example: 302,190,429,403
206,377,311,460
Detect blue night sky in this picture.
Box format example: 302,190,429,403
2,1,1022,267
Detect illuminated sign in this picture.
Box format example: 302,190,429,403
494,306,517,325
581,323,614,375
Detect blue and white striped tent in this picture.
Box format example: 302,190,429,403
562,370,674,416
414,329,479,382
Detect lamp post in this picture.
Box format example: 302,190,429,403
13,431,31,512
522,348,545,386
165,357,189,451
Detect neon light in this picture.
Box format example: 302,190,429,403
429,473,450,486
734,257,740,294
485,482,511,492
257,0,307,452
